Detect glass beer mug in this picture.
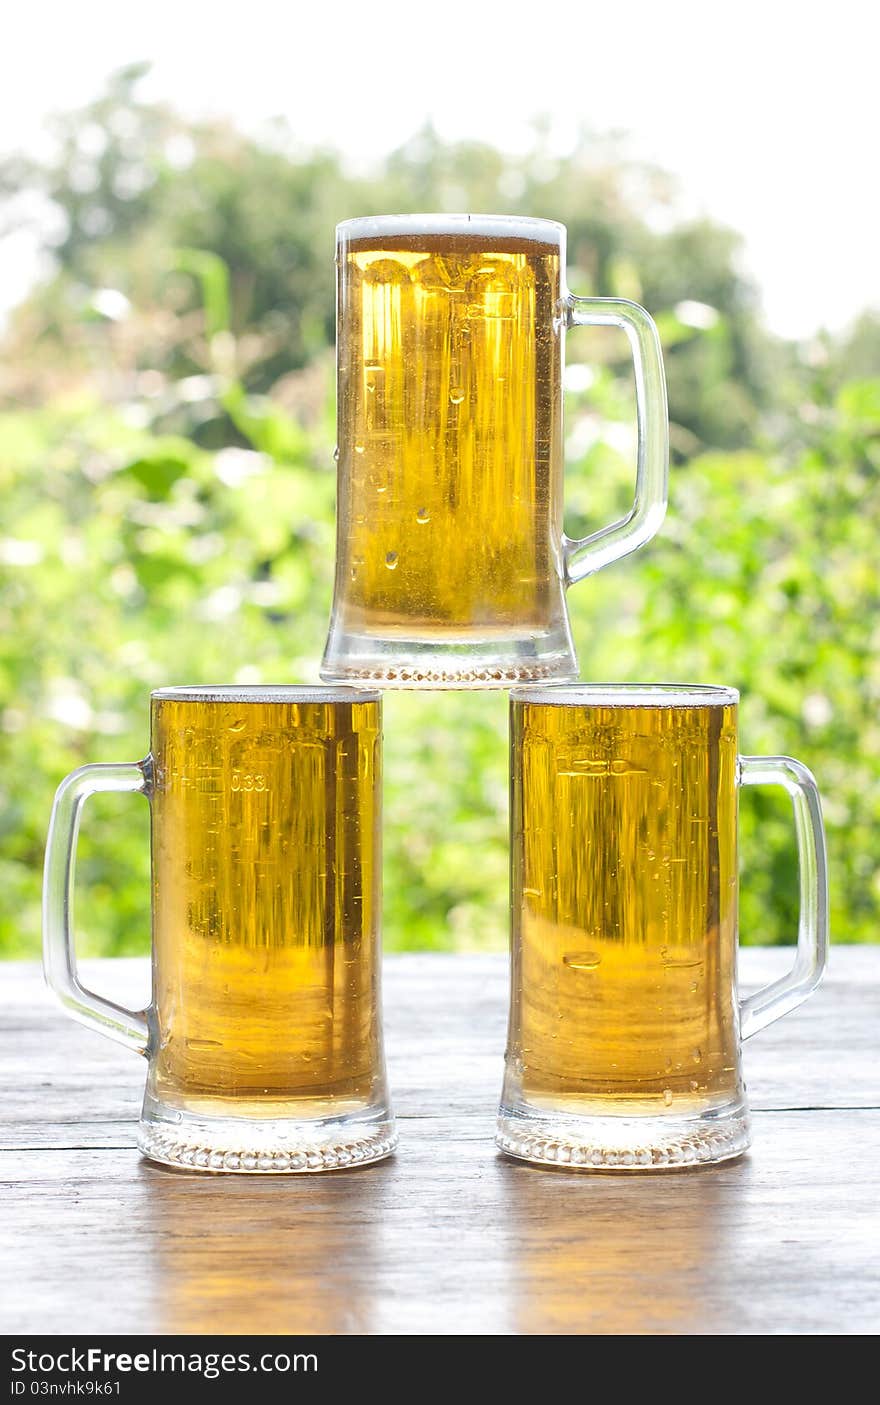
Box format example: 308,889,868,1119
43,686,397,1173
497,685,829,1169
321,214,669,688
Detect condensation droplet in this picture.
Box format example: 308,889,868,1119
354,444,365,455
449,387,465,405
416,507,430,524
692,1047,703,1064
663,1089,673,1107
385,552,399,570
690,1079,700,1092
365,379,376,394
690,980,699,993
332,446,340,461
228,719,246,733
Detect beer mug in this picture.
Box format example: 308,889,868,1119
321,214,669,688
43,686,396,1173
497,685,828,1169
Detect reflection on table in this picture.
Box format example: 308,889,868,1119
138,1160,384,1335
497,1154,745,1334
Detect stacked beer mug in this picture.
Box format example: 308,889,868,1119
43,215,828,1174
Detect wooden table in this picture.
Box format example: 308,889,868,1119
2,950,877,1336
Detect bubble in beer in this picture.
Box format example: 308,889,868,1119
385,552,399,570
416,508,430,524
563,951,601,971
449,388,465,405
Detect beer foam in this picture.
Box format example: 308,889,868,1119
337,213,564,245
510,684,740,708
151,685,381,703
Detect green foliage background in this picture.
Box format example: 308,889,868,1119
1,68,878,956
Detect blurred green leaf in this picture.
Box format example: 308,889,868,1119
123,453,192,498
174,248,231,342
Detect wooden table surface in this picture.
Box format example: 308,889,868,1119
1,949,878,1336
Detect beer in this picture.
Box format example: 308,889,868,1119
507,690,742,1117
148,690,382,1119
325,217,567,684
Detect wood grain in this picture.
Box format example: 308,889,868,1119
1,950,878,1335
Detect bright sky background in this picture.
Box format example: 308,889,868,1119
1,0,877,337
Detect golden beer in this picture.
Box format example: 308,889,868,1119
147,689,383,1121
323,215,572,686
499,686,755,1168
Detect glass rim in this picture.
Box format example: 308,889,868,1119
150,685,381,704
510,683,740,708
336,213,565,243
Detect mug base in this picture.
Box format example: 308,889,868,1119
138,1101,397,1174
320,623,578,690
496,1101,751,1171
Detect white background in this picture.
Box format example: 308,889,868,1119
1,0,877,336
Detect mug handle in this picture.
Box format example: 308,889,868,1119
43,761,151,1054
737,755,829,1040
563,296,669,585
